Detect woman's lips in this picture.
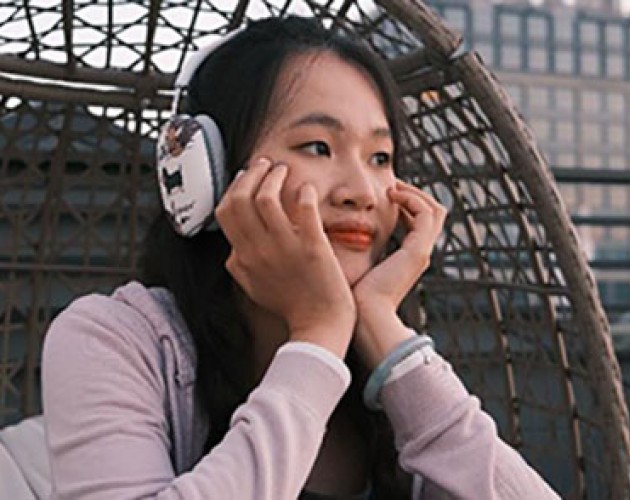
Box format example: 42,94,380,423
327,230,373,250
325,222,375,251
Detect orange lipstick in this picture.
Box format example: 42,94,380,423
325,221,375,251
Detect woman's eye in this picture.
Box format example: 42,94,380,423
300,141,331,157
371,151,392,167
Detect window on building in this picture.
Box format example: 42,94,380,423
527,16,547,41
556,121,575,142
555,16,573,43
475,42,493,66
581,122,602,143
506,84,523,107
598,281,630,309
501,45,522,70
528,86,550,108
576,18,602,76
606,93,626,114
613,283,630,306
438,5,473,49
558,183,579,210
580,90,602,113
525,12,551,72
530,118,551,140
579,21,599,45
554,89,574,110
582,154,604,168
606,24,623,48
555,50,573,74
474,6,493,36
500,13,521,38
496,9,522,70
556,152,576,167
609,156,627,169
609,186,628,212
444,7,467,32
607,55,624,78
576,17,627,78
607,125,625,147
495,7,553,73
529,48,548,71
612,227,630,244
580,51,600,76
584,184,605,208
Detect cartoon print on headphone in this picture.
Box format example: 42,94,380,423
156,113,222,236
160,116,201,162
159,117,202,196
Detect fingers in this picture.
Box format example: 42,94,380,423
391,181,446,217
388,180,447,257
397,206,415,230
390,181,447,233
293,183,326,245
216,157,273,246
216,157,294,246
253,163,293,239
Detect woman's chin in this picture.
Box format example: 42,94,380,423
336,254,374,286
329,239,383,286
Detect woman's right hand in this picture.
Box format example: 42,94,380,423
215,157,356,358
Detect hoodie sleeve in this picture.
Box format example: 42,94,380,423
42,294,350,500
379,350,560,500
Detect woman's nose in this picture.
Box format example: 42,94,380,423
330,162,378,210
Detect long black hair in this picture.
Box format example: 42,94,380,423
141,16,412,497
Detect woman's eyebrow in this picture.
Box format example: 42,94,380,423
288,112,391,138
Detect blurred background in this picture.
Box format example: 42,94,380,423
428,0,630,321
422,0,630,391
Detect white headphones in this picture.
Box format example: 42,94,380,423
156,29,243,236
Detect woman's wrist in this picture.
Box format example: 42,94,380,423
289,319,354,360
363,332,435,410
353,309,414,370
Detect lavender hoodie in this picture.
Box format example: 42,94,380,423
41,281,559,499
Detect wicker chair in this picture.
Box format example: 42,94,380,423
0,0,627,497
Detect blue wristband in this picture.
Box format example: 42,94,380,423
363,331,435,411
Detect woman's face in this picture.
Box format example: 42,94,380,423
250,51,399,285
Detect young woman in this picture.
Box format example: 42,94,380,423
41,16,559,499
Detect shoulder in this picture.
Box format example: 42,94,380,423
42,281,182,376
48,281,165,339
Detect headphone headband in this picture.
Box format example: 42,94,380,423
174,27,245,90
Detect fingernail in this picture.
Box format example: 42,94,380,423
234,169,245,179
255,157,271,168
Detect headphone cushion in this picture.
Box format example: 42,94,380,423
195,113,227,200
156,114,226,236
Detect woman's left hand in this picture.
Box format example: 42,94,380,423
352,180,447,368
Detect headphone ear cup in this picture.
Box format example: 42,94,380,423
194,113,227,205
155,114,226,237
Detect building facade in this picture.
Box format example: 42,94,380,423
426,0,630,322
